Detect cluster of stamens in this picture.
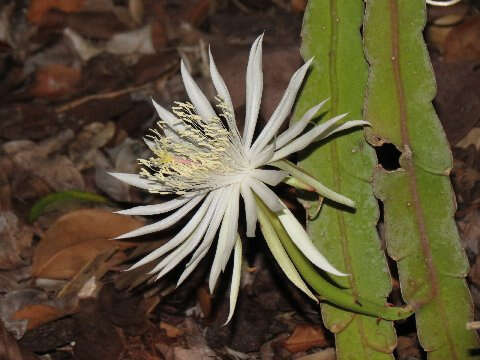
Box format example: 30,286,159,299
139,101,245,195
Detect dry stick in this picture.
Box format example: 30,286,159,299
55,64,179,114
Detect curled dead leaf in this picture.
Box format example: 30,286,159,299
32,209,143,279
283,324,327,353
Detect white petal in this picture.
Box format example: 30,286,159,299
243,34,264,150
224,236,242,325
180,60,216,122
108,172,155,190
325,120,370,136
270,113,348,162
177,189,229,285
240,181,257,237
251,143,275,168
115,196,191,216
208,47,241,142
251,169,287,186
248,178,283,213
151,98,184,132
256,203,318,301
188,193,228,264
271,160,355,208
278,204,348,277
276,99,329,149
125,193,215,270
250,58,313,155
149,193,217,277
209,184,240,293
115,194,205,239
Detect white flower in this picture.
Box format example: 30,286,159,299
110,34,368,323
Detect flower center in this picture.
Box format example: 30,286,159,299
139,101,249,194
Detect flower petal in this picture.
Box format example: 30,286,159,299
240,181,257,237
180,60,216,122
270,113,348,162
149,192,219,277
208,47,241,142
248,178,283,213
271,160,355,208
276,99,329,149
250,58,313,155
325,120,370,136
251,143,275,168
278,204,348,276
224,236,242,325
151,98,185,133
108,172,156,190
115,196,192,216
177,188,229,286
115,194,205,239
251,169,288,186
256,202,318,301
125,193,216,270
209,184,240,293
243,34,264,150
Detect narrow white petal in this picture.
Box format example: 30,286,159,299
240,181,257,237
325,120,370,136
248,178,283,213
278,204,348,277
125,193,215,270
225,236,242,325
115,194,205,239
251,143,274,168
149,194,217,277
115,196,191,216
208,47,241,143
251,169,288,186
151,99,184,132
188,188,229,264
108,172,155,190
243,34,264,150
250,58,313,155
276,99,329,149
270,113,348,162
271,160,355,208
256,203,318,301
209,184,240,293
177,189,229,286
180,60,216,122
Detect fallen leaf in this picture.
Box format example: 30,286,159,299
0,321,39,360
28,0,85,25
0,212,33,270
32,209,143,279
456,128,480,150
159,321,183,338
12,304,66,331
444,15,480,63
283,324,327,353
30,64,81,99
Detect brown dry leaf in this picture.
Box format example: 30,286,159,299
28,0,85,24
283,324,327,353
30,64,81,99
32,209,143,279
0,321,38,360
0,211,33,270
196,286,212,318
12,304,66,331
159,321,184,338
456,128,480,150
444,15,480,63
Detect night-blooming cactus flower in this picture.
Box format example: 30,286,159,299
110,34,368,323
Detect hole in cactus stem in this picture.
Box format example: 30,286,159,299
375,143,401,170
